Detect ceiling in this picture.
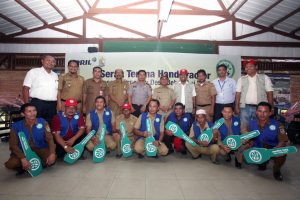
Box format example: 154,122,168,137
0,0,300,43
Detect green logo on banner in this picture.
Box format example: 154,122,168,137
30,158,40,171
226,138,237,149
69,149,80,160
216,59,235,78
249,149,262,163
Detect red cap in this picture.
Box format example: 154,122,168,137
179,69,188,75
122,103,131,110
243,59,256,66
65,98,78,107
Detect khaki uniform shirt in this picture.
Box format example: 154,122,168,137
134,113,164,137
195,81,217,105
83,78,108,113
153,86,176,108
128,81,152,105
108,80,129,116
58,73,85,101
116,114,137,138
9,120,56,159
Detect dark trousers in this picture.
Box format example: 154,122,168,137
163,134,186,152
31,98,57,125
213,103,234,122
55,135,85,158
132,104,143,117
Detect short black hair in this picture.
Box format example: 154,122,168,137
146,99,160,112
20,103,36,113
257,102,272,111
222,105,233,111
196,69,207,76
137,70,146,76
174,102,185,109
93,66,102,72
217,64,227,70
68,60,79,67
94,96,107,106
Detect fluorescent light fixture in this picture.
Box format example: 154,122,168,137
159,0,174,22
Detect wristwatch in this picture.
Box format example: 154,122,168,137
64,145,68,149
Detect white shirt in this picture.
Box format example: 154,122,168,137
236,73,273,104
23,67,58,101
212,77,236,104
176,81,196,105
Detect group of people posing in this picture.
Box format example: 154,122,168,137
4,55,288,181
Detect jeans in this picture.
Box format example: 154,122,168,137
240,105,257,133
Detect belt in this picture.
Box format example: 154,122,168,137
132,104,143,107
61,99,82,103
197,104,211,107
246,104,257,107
31,98,56,103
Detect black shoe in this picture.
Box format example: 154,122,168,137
138,154,144,159
225,154,232,162
212,160,220,165
273,171,283,181
235,158,242,169
192,155,201,159
258,163,267,171
79,151,87,160
181,149,187,155
167,149,174,155
116,154,122,158
15,169,26,176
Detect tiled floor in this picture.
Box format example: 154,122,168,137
0,142,299,200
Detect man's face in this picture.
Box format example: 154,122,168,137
65,106,76,117
23,106,37,121
256,106,271,121
41,56,56,70
174,105,184,117
95,98,105,110
179,74,187,82
93,68,102,79
115,69,123,80
148,101,159,115
245,63,257,76
160,77,168,86
217,66,227,78
197,73,206,82
196,114,206,126
122,109,131,117
68,62,79,74
137,71,146,82
222,107,233,120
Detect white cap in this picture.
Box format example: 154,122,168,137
196,109,206,115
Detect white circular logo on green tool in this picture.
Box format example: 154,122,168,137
30,158,40,171
200,134,209,142
249,150,262,163
94,148,105,158
226,138,237,149
146,143,156,152
69,149,80,160
122,144,131,154
216,59,235,78
169,124,178,133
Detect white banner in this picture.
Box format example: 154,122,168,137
65,52,241,86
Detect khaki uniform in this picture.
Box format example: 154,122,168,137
83,79,108,113
108,80,129,116
152,86,176,119
85,110,118,152
5,121,56,170
186,122,220,161
133,113,168,156
195,82,217,121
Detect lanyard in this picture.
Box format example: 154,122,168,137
218,80,226,92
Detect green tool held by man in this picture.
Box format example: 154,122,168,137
244,146,298,165
165,121,197,147
145,117,157,157
18,131,43,177
120,121,133,158
223,130,260,150
198,118,225,143
93,124,107,163
64,130,96,164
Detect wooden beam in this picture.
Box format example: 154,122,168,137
15,0,47,25
217,0,227,12
235,30,266,40
85,0,91,9
91,0,100,9
0,13,26,30
47,0,66,19
7,16,83,38
88,16,153,38
227,0,238,12
114,0,156,9
48,27,82,38
164,19,230,39
270,7,300,27
231,0,247,16
291,26,300,35
157,21,163,39
251,0,283,22
83,15,86,37
232,18,236,40
76,0,87,13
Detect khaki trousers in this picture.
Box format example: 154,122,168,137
86,135,118,152
186,142,220,162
